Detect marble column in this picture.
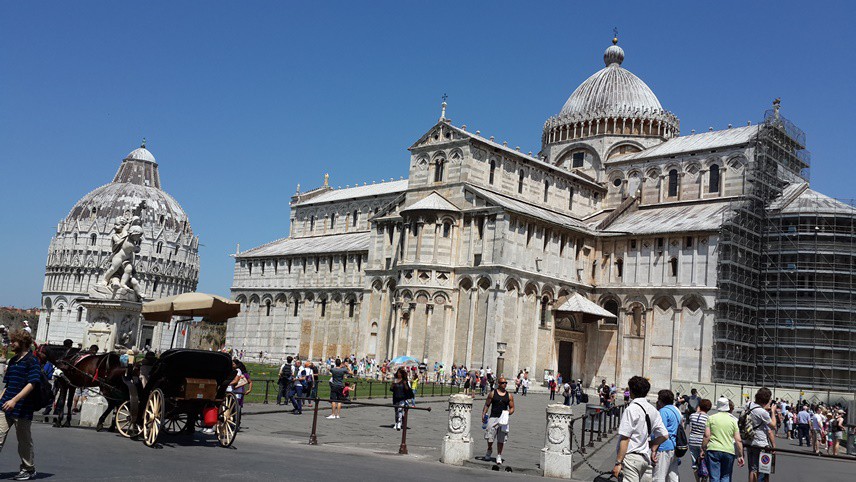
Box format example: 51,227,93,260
440,394,474,466
541,404,574,478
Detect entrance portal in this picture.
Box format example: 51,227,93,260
558,341,573,380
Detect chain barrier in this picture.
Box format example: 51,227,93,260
570,427,613,477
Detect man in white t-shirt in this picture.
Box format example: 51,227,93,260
613,376,669,482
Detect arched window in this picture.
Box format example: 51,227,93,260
442,222,451,238
310,215,315,231
293,300,299,317
544,181,550,202
91,207,97,216
156,241,163,254
330,213,336,229
518,170,525,194
73,233,78,244
265,300,272,317
152,278,159,293
668,169,679,197
615,258,624,278
434,159,445,182
603,299,619,324
90,233,97,246
631,305,643,336
568,188,574,209
77,306,84,322
709,164,720,193
352,210,358,227
669,257,678,277
159,215,165,225
348,299,356,318
369,322,379,354
489,160,496,185
320,299,327,317
540,296,550,326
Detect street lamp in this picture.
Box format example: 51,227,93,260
496,341,507,378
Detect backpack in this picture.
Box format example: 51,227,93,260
672,406,689,457
26,355,54,411
739,404,765,443
279,364,293,382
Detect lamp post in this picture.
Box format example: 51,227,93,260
496,341,507,378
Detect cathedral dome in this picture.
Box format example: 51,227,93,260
124,146,156,163
543,39,679,145
65,182,192,235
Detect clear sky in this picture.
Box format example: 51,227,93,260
1,1,854,307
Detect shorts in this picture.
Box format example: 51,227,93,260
484,417,508,443
330,385,346,401
746,446,768,473
834,431,844,441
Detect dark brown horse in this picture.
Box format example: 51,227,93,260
35,344,127,430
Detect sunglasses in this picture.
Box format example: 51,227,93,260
499,381,507,384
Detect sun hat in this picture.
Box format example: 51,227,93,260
716,396,730,412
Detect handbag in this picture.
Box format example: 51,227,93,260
234,375,249,388
697,454,710,478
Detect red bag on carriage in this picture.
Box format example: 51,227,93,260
203,406,218,427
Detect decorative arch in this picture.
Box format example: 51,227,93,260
554,143,602,169
234,294,247,304
504,277,521,292
458,276,474,291
449,148,464,163
652,295,676,312
248,294,260,305
680,295,707,312
432,292,449,305
541,284,555,300
605,140,646,160
523,282,539,298
725,154,748,169
414,290,431,303
260,293,274,304
476,276,492,291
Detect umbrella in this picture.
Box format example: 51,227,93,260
142,292,241,323
390,355,419,366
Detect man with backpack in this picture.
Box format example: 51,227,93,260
742,387,776,482
0,330,43,480
277,356,294,405
679,388,701,426
613,376,669,482
654,389,684,482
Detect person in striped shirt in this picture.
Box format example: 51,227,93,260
0,330,41,480
688,398,712,481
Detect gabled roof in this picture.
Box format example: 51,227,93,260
238,232,370,258
770,183,856,215
466,185,588,231
601,200,732,234
293,180,408,206
400,192,459,213
615,125,759,162
555,292,616,319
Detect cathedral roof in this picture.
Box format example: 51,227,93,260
770,183,856,215
124,146,156,163
294,179,408,206
600,200,732,234
466,185,589,232
401,192,458,213
615,125,760,162
238,231,371,258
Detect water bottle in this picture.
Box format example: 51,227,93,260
482,413,488,430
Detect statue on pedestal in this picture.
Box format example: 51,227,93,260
93,201,146,301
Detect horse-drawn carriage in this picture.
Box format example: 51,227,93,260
115,348,239,448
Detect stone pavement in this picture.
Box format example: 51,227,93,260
242,391,622,480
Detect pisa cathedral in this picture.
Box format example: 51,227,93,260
229,38,856,391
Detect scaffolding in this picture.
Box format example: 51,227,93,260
712,106,856,390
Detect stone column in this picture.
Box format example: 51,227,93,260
541,404,573,478
440,394,474,466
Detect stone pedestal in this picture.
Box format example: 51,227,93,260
78,390,108,428
79,298,143,352
440,394,474,466
540,403,573,479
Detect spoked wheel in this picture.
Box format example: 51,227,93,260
163,412,189,435
143,388,165,447
115,400,142,438
216,393,238,448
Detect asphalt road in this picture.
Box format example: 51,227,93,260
1,415,852,481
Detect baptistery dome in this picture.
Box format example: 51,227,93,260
39,142,200,343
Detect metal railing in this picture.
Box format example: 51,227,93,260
248,378,463,405
295,396,431,454
568,403,626,454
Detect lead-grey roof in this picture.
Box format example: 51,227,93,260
770,183,856,215
238,231,371,258
615,125,759,162
466,185,588,231
294,180,408,206
601,201,732,234
401,192,459,213
560,62,662,119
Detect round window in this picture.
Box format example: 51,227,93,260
613,178,622,187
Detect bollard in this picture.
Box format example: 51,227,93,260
578,415,587,454
263,380,270,404
368,380,373,399
309,394,320,445
440,393,474,465
596,411,603,441
588,413,596,447
399,405,410,454
541,404,573,478
384,381,388,399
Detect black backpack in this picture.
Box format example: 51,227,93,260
22,355,54,411
673,407,689,457
279,364,293,382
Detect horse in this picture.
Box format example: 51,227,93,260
34,344,128,431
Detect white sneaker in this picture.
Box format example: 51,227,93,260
496,455,503,465
335,415,340,419
326,415,336,419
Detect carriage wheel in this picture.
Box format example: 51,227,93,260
163,412,189,435
216,393,238,448
115,401,142,439
143,389,165,447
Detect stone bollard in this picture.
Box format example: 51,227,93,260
541,403,573,478
79,392,109,428
440,393,474,466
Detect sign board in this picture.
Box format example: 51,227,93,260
758,452,774,475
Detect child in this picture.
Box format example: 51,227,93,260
342,382,352,400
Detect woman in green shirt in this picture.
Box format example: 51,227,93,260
702,397,745,482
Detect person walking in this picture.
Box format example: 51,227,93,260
277,356,294,406
810,407,825,455
0,330,41,480
688,399,712,481
829,409,845,455
521,372,529,396
701,397,744,482
680,389,702,426
613,376,669,482
390,368,413,431
289,361,307,415
327,358,353,419
548,377,557,401
744,388,776,482
562,381,571,406
482,377,514,466
653,389,681,482
796,405,811,447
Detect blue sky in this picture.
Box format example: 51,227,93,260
1,1,854,307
